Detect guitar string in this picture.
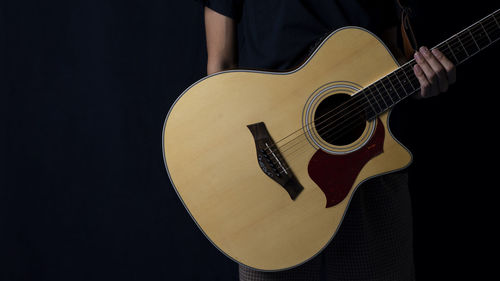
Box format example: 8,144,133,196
266,11,499,155
272,18,499,160
262,11,499,159
266,24,500,174
260,18,500,171
255,14,499,173
278,16,499,146
281,15,500,151
300,17,500,150
298,10,497,140
277,23,500,170
280,23,500,162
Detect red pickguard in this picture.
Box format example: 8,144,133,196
308,119,385,208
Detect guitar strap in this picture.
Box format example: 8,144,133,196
307,1,419,61
397,0,419,58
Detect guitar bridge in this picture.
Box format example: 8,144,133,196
247,122,304,200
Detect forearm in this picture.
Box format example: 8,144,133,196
207,57,237,75
204,7,237,75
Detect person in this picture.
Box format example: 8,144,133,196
195,1,456,280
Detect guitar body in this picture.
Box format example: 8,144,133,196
162,27,412,271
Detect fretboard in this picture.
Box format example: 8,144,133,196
360,8,500,120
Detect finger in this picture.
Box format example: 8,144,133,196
431,48,456,84
413,64,431,98
414,51,440,96
420,46,448,92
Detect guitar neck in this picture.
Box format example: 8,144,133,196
437,9,500,66
360,8,500,120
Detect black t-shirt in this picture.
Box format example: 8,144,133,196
198,0,399,71
197,0,411,148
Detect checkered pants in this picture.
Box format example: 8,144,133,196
239,172,415,281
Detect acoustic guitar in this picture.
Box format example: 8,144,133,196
162,9,499,271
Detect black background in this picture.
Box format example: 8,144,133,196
1,1,498,280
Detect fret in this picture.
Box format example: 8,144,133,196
361,93,377,120
381,77,400,101
456,35,469,57
492,11,500,40
394,69,413,97
470,23,490,49
364,86,382,114
441,42,459,65
388,72,407,98
370,83,388,110
394,69,414,95
359,9,500,121
467,28,481,50
485,16,500,41
402,64,420,90
447,36,468,63
457,30,478,56
494,13,500,29
374,81,392,109
479,22,492,43
388,75,403,99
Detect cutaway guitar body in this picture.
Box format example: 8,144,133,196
163,27,413,271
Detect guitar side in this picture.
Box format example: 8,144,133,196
162,27,412,271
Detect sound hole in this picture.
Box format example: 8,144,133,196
314,94,366,146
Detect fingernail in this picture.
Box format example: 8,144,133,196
414,52,422,62
413,64,422,74
421,46,430,56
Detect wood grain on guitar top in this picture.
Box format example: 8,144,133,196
163,27,412,271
